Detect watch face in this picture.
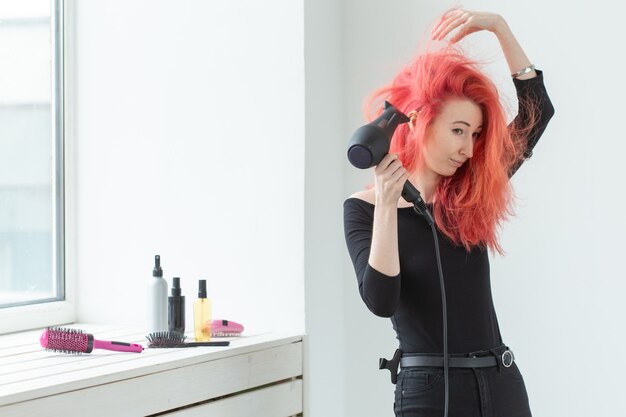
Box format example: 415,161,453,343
502,350,513,367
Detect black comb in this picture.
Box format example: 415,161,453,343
146,331,230,348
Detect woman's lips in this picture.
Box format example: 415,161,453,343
450,159,464,168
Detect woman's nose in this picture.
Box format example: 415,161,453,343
460,137,473,158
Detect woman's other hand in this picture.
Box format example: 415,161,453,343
373,153,410,208
431,9,506,44
432,8,536,81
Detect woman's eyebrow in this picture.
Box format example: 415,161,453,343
451,121,483,129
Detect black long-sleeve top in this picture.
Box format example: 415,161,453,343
343,71,554,354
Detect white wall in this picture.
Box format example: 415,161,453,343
66,1,626,416
70,0,305,336
303,0,346,416
337,1,626,416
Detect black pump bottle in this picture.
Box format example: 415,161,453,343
168,277,185,334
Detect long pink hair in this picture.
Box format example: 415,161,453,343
366,48,536,254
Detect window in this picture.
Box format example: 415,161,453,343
0,0,64,314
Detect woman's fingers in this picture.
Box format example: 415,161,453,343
373,154,410,205
398,170,411,188
432,9,464,40
381,162,407,194
432,10,499,43
375,153,399,172
390,163,408,184
384,159,405,179
435,18,465,41
433,11,469,41
448,25,479,44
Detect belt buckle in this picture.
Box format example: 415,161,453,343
501,349,514,368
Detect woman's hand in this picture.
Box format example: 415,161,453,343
432,9,536,80
431,9,506,44
373,153,410,208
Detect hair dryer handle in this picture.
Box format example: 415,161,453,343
401,181,434,225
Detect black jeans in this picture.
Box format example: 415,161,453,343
394,348,532,417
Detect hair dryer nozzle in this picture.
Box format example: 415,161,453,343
347,102,409,169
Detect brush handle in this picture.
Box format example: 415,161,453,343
93,339,143,353
177,341,230,347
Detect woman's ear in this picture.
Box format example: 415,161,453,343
407,110,419,133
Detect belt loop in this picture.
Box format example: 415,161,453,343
489,348,502,373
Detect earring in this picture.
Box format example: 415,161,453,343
407,110,420,132
407,110,420,121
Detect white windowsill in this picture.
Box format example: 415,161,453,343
0,324,304,416
0,301,74,335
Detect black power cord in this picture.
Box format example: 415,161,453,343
425,215,449,417
405,186,449,417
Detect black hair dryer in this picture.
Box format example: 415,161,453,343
347,101,408,169
347,101,433,224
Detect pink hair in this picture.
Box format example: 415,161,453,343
366,47,536,254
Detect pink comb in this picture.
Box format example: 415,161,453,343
40,327,143,354
211,319,244,337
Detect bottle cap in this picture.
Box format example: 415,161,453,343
171,277,182,297
198,279,207,298
153,255,163,277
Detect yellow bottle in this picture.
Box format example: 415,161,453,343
194,279,212,341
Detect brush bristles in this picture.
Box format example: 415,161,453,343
146,331,187,348
43,327,89,354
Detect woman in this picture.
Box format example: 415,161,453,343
343,9,554,417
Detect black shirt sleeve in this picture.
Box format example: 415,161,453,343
343,198,401,317
508,69,555,177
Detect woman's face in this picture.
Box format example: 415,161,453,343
422,98,483,177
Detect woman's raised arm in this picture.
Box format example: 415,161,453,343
431,9,537,80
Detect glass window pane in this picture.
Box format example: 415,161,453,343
0,0,63,308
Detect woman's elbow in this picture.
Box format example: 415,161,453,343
363,296,398,317
542,97,555,122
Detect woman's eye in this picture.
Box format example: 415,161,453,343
452,128,463,135
473,132,481,139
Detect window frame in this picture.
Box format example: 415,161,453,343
0,0,74,334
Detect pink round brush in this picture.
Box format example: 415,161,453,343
40,327,143,354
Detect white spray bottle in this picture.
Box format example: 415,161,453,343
149,255,168,333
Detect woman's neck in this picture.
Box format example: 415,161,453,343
407,167,441,204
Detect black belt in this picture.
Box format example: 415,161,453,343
400,350,514,368
380,346,515,384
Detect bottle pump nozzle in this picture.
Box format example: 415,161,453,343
171,277,182,297
198,279,207,298
153,255,163,277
